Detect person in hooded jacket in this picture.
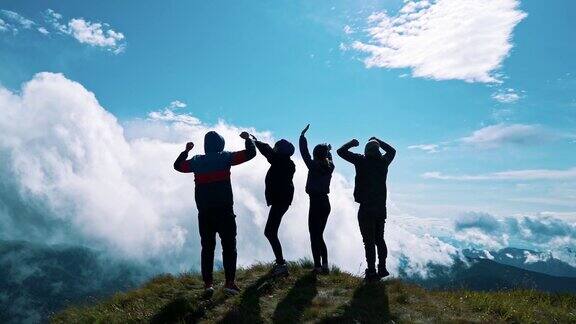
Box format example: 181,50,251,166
299,124,334,275
252,135,296,277
174,131,256,296
337,136,396,282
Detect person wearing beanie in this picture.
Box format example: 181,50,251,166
252,135,296,277
337,136,396,282
173,131,256,296
299,124,335,275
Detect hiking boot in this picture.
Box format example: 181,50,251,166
224,281,241,295
202,282,214,298
320,264,330,275
269,262,289,277
364,268,380,283
378,267,390,279
312,266,323,275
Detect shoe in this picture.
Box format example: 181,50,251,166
364,268,380,283
202,282,214,298
224,281,241,295
312,266,323,275
320,264,330,275
269,262,289,277
378,267,390,279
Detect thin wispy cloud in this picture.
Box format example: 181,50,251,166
0,9,126,53
492,88,522,103
423,167,576,181
147,101,200,126
408,122,566,154
343,24,354,35
460,123,553,148
1,9,35,30
37,26,49,35
349,0,527,83
407,144,440,153
0,18,8,32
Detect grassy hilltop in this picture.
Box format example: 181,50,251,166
53,261,576,323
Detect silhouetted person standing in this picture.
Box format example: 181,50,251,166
300,124,334,275
174,131,256,295
337,137,396,282
253,136,296,277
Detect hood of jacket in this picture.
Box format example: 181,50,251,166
364,140,382,158
274,139,295,157
204,131,225,153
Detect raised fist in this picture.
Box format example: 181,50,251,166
240,131,250,140
301,124,310,136
185,142,194,151
351,139,360,147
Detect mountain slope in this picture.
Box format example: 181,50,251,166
53,261,576,323
412,258,576,293
0,240,144,323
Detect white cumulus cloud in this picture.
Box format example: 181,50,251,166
68,18,125,53
350,0,527,82
0,72,457,277
44,9,126,54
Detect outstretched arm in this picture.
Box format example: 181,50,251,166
231,132,257,166
337,139,362,164
370,137,396,163
254,139,274,161
299,124,313,168
174,142,195,173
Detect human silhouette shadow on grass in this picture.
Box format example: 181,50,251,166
272,272,318,323
217,274,273,324
150,292,221,324
320,281,392,324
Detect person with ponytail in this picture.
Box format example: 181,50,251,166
299,124,334,275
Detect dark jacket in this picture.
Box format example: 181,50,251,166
174,131,256,210
337,140,395,207
299,135,334,196
255,140,296,206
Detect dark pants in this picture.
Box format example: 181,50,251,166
265,204,290,264
308,194,331,268
198,206,237,284
358,204,387,272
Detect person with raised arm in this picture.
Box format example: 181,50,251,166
337,136,396,282
174,131,256,296
299,124,334,275
252,135,296,277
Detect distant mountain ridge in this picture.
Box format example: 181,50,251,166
408,247,576,293
463,247,576,278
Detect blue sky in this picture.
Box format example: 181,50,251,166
1,0,575,223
